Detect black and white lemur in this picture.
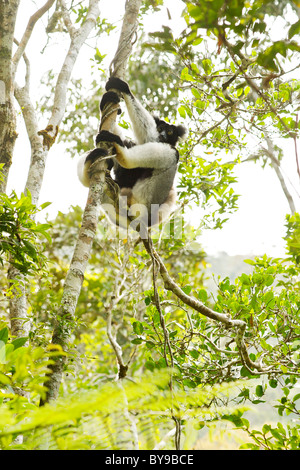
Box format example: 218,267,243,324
77,77,186,229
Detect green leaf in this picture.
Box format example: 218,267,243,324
131,338,143,345
265,275,274,286
264,291,275,309
132,321,144,335
256,385,264,397
23,240,38,261
0,327,9,344
269,378,278,388
262,424,271,434
240,273,251,285
182,285,192,295
178,105,187,118
189,349,200,359
11,337,28,350
183,378,197,388
0,372,10,385
198,289,208,302
244,259,255,266
288,20,300,39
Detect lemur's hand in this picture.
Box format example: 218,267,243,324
96,130,124,148
105,77,131,95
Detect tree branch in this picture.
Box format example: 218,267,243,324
48,0,100,132
219,32,296,138
12,0,56,79
262,136,297,214
109,0,141,78
142,238,271,375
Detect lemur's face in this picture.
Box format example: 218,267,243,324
154,118,187,147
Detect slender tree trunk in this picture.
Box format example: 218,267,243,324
41,0,142,405
0,0,20,192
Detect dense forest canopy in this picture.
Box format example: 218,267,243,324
0,0,300,450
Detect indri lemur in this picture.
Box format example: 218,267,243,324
77,77,186,229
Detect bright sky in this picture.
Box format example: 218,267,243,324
7,0,300,258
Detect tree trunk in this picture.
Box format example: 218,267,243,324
0,0,20,192
41,0,142,405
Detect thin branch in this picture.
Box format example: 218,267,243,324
194,331,240,356
12,0,56,78
105,268,129,379
147,234,182,450
219,32,296,138
294,113,300,181
58,0,77,36
48,0,100,130
262,136,297,214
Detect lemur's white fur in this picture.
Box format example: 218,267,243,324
114,141,177,169
77,151,91,187
123,94,159,144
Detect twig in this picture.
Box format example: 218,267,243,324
294,113,300,181
12,0,56,78
148,235,174,370
219,32,295,138
259,135,297,214
147,234,182,450
58,0,77,36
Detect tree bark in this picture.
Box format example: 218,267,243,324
0,0,20,192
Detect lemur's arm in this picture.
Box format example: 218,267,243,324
105,77,159,145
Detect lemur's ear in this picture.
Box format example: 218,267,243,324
177,125,187,140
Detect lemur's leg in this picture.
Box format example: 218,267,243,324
96,130,179,170
77,148,111,187
120,187,134,206
77,91,121,188
105,77,159,144
156,187,177,225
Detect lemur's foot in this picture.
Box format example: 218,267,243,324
100,91,121,114
85,148,114,180
85,147,109,165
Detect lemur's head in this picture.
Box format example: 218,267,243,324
154,117,187,147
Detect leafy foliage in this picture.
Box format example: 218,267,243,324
285,212,300,264
0,355,245,450
0,188,51,275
